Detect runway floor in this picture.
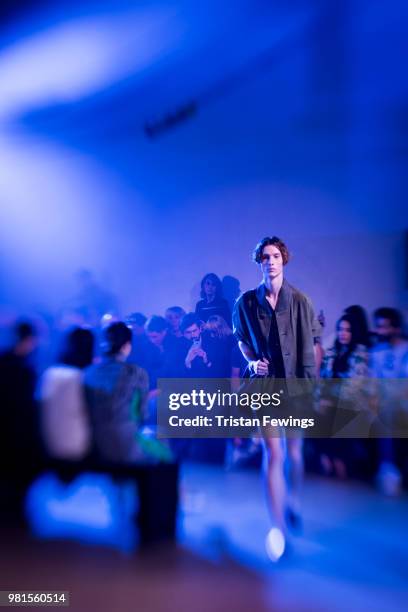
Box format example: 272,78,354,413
0,463,407,612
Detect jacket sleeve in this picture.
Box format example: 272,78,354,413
232,294,252,348
299,296,319,378
309,300,322,343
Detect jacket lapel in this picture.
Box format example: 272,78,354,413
256,280,292,349
255,283,272,342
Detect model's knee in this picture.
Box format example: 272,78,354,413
264,441,284,466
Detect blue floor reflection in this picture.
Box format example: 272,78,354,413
26,472,137,551
25,463,408,611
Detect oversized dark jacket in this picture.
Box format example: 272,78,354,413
232,279,320,384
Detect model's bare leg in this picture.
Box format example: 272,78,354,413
286,437,303,515
263,436,286,532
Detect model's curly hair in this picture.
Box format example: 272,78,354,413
252,236,290,265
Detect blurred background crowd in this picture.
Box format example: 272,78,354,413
1,270,407,543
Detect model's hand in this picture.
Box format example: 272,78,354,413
250,358,269,376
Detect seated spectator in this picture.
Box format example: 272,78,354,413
84,321,179,545
145,316,171,352
126,312,147,337
195,273,231,325
372,308,408,360
178,314,229,463
205,315,236,378
370,308,408,496
143,316,180,386
205,314,233,339
222,275,241,314
322,304,373,352
126,312,151,370
320,315,368,380
319,315,369,478
38,327,94,465
344,304,376,348
0,320,40,523
165,306,186,338
84,322,149,463
179,313,220,377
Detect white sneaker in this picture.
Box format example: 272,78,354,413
265,527,286,562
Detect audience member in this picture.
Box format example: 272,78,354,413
222,275,241,314
195,273,231,325
319,315,369,478
38,327,94,470
143,315,182,385
205,315,236,378
165,306,186,338
370,308,408,496
179,313,220,377
344,304,374,348
126,312,151,370
85,322,178,545
0,320,40,523
84,321,179,545
85,322,149,462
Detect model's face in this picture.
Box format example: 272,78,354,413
375,318,399,342
260,245,283,281
147,330,166,347
203,278,217,298
337,321,352,346
166,311,182,331
184,323,201,341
